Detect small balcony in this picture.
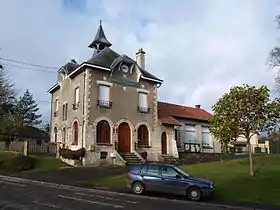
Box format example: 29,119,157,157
97,100,112,109
72,102,79,110
53,111,58,117
137,106,150,114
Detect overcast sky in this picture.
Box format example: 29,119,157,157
0,0,280,123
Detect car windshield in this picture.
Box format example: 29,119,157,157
174,166,190,177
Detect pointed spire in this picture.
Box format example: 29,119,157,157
88,20,112,51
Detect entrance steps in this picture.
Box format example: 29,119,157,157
120,153,143,165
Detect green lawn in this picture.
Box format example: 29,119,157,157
90,156,280,206
0,151,18,161
25,156,68,173
0,152,67,173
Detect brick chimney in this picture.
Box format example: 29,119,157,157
195,104,201,109
136,48,145,69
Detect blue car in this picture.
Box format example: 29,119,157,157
126,163,215,201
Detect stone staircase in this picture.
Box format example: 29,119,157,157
120,153,143,165
162,154,178,163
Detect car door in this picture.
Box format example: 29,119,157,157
140,165,162,192
159,166,187,196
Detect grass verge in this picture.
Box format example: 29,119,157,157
0,151,67,173
0,151,18,161
90,155,280,206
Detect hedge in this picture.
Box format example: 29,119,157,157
59,147,85,160
254,147,262,153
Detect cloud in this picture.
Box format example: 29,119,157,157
0,0,279,123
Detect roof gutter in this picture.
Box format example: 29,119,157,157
140,75,163,84
67,62,110,79
67,62,163,83
47,84,60,93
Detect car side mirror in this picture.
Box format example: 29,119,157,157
176,174,182,179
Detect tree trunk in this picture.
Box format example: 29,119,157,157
247,141,254,176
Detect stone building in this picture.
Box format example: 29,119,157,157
48,22,219,166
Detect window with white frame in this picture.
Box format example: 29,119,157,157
138,92,148,112
74,87,79,105
62,103,68,121
98,85,110,107
55,99,59,111
54,99,59,117
202,127,212,148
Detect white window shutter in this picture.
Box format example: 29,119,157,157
75,88,79,104
138,93,147,107
99,85,110,102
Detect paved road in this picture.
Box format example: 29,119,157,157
0,175,258,210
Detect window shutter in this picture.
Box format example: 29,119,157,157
62,104,65,120
99,85,110,101
185,125,196,143
75,88,79,104
55,99,59,111
65,103,68,120
138,92,147,107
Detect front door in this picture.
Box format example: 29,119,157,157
118,122,131,153
161,132,167,154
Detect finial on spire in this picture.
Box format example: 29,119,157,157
88,20,112,51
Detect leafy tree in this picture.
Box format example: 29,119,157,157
16,89,42,126
210,84,280,176
210,117,239,153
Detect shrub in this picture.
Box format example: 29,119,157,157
0,155,36,172
59,147,85,160
254,147,262,153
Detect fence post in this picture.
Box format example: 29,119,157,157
23,141,28,156
56,143,60,158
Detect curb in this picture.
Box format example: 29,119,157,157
0,174,260,210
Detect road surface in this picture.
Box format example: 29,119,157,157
0,175,256,210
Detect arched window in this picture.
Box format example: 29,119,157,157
54,127,57,143
73,121,78,145
96,120,111,144
137,125,149,146
62,127,66,144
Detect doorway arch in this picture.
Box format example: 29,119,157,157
118,122,131,153
161,132,167,154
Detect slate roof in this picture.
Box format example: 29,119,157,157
86,47,162,82
60,59,80,75
158,101,213,122
88,23,112,49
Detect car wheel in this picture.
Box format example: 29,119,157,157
132,182,144,195
187,187,201,201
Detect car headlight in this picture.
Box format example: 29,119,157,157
209,184,214,189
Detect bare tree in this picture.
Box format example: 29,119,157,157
268,15,280,92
